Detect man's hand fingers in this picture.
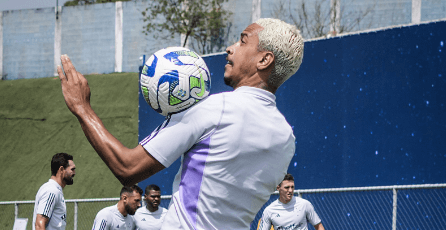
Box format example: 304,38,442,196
57,65,66,82
61,54,79,82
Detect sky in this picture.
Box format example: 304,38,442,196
0,0,70,11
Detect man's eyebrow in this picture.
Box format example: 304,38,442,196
240,33,248,38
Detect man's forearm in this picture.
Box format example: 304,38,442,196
58,55,165,185
76,106,165,185
75,106,135,183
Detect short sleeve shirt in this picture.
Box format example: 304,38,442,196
140,87,295,230
32,179,67,230
134,206,168,230
259,196,322,230
91,204,136,230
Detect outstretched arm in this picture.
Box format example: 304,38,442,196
57,55,164,185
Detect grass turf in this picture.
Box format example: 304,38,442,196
0,72,139,201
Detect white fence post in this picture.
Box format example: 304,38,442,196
115,1,123,73
14,202,18,219
392,187,398,230
251,0,261,23
412,0,422,23
54,6,62,76
74,201,78,230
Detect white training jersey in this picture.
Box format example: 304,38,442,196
134,206,168,230
91,204,136,230
32,179,67,230
258,196,322,230
140,86,295,230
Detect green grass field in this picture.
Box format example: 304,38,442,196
0,73,140,201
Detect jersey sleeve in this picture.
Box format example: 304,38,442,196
91,209,111,230
305,201,322,226
139,95,223,167
258,208,273,230
35,190,57,218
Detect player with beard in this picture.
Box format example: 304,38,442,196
92,185,142,230
33,153,76,230
134,184,168,230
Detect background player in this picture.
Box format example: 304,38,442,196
134,184,168,230
33,153,76,230
91,185,142,230
259,174,325,230
58,18,304,229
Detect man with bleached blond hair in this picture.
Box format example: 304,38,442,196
58,18,304,230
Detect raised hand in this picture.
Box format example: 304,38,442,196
57,54,92,116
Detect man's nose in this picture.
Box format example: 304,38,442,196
226,43,235,54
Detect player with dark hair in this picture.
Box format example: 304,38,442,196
33,153,76,230
58,18,303,229
134,184,168,230
92,185,143,230
259,174,325,230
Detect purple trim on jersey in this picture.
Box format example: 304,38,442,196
140,116,171,146
179,136,211,228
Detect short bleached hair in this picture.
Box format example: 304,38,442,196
255,18,304,88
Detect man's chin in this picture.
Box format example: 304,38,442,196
223,76,235,88
128,210,136,215
65,178,74,185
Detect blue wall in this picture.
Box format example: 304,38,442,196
280,20,446,189
138,21,446,195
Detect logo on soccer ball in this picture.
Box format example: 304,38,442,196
140,47,211,116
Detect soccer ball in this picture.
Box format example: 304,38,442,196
140,47,211,116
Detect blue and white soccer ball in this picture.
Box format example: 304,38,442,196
140,47,211,116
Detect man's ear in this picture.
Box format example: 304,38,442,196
122,193,128,202
57,166,64,176
257,52,275,71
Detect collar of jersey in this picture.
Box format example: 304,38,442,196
48,179,63,192
234,86,276,104
278,195,296,206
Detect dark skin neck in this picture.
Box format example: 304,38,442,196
147,203,158,212
232,61,277,94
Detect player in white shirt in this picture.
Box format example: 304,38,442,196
134,184,168,230
33,153,76,230
91,185,142,230
259,174,325,230
58,18,304,230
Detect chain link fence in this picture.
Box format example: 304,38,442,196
1,184,445,230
